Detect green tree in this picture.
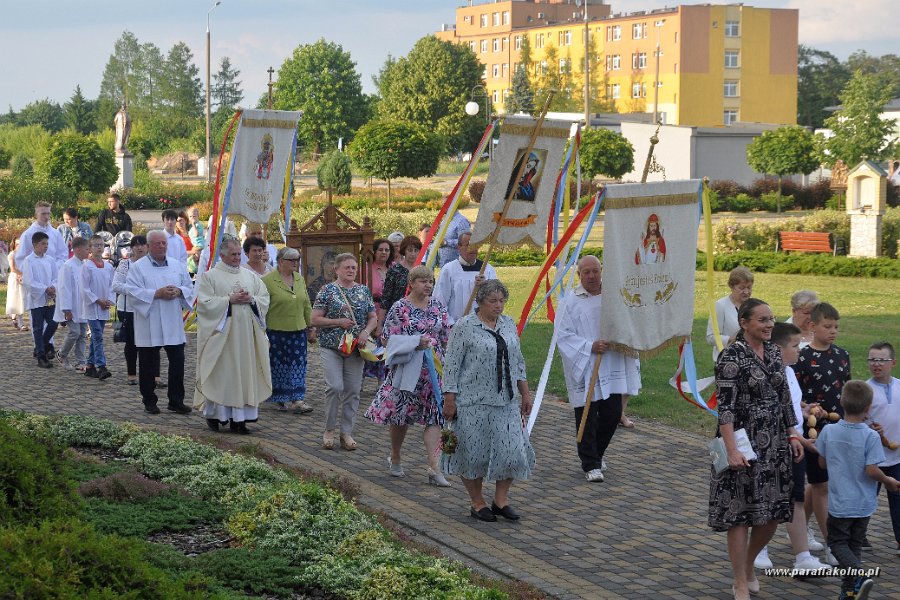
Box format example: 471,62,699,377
507,65,534,115
11,155,33,179
159,42,203,119
846,50,900,98
0,147,9,169
376,35,483,154
519,34,533,77
275,39,369,155
823,70,898,167
37,133,118,193
579,128,634,180
213,56,243,110
65,85,96,135
317,150,353,196
17,99,66,133
746,126,820,212
797,45,850,129
347,119,443,205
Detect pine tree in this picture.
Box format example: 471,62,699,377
64,85,95,135
212,57,243,110
508,65,534,115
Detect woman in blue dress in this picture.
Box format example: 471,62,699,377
440,279,535,522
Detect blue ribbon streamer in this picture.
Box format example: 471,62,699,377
423,349,443,414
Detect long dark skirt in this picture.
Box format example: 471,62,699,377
267,329,308,404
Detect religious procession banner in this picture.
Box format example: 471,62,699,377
469,116,572,248
599,180,701,357
222,109,301,224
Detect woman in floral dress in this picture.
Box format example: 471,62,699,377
366,265,451,486
708,298,804,600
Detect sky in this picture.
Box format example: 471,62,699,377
1,0,896,112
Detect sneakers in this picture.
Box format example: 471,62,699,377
36,356,52,369
586,468,604,482
601,458,608,472
793,554,828,571
860,536,872,551
825,548,840,566
84,366,99,378
807,527,825,551
754,546,773,569
839,577,875,600
96,367,112,380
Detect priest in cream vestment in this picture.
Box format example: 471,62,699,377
194,238,272,434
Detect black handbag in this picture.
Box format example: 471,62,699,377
112,296,125,343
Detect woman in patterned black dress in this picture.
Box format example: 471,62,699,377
708,298,805,600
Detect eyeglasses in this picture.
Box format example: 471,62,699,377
867,358,893,364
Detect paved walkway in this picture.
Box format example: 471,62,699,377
2,323,897,599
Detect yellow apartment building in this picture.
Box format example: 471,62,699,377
436,1,798,127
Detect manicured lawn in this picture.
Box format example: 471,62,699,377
499,266,900,437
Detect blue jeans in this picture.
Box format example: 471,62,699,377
30,305,58,357
87,320,107,367
879,463,900,546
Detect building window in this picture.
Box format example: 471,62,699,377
468,41,476,53
642,82,647,97
493,90,499,103
725,20,740,37
539,60,548,75
503,37,509,51
492,12,500,26
725,50,739,68
481,39,488,53
632,23,647,39
632,82,642,98
559,58,570,73
503,63,509,78
724,80,739,97
536,33,545,48
480,14,487,27
724,110,738,126
632,52,647,69
607,25,621,41
483,67,488,80
492,64,500,78
611,83,621,99
502,11,510,25
493,38,500,52
612,54,621,70
563,30,572,46
464,15,472,24
514,35,522,50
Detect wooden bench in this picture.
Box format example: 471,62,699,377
776,231,842,256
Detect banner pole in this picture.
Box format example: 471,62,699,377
462,91,557,316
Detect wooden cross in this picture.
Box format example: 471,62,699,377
267,66,275,109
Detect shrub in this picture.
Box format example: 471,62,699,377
78,472,174,501
727,193,759,213
709,179,748,199
193,548,301,597
163,452,292,502
747,177,780,198
468,179,486,203
358,561,503,600
757,192,795,212
317,149,353,196
50,415,140,448
81,491,226,538
0,518,223,598
0,146,10,168
0,421,78,526
120,431,221,479
710,250,900,278
64,450,128,483
0,175,77,218
36,132,118,194
10,154,33,178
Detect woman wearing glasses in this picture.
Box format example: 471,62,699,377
261,247,313,414
708,298,805,600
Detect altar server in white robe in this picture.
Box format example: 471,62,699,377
124,230,194,415
193,237,272,434
16,201,68,267
556,255,641,483
54,237,90,370
433,232,497,326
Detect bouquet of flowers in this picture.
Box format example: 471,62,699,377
440,428,458,455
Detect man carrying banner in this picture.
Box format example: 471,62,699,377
433,232,496,326
556,255,641,482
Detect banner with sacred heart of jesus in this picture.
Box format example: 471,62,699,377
469,116,572,248
599,180,701,358
222,109,302,223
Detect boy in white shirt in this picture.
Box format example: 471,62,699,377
162,209,188,263
866,341,900,554
21,231,59,368
81,235,115,380
54,237,90,371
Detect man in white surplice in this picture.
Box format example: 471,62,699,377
193,237,271,434
124,230,194,415
556,255,640,483
433,232,496,326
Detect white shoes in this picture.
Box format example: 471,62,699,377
794,554,828,571
387,457,405,477
754,546,773,569
806,527,825,551
601,458,608,472
586,468,604,482
825,548,839,566
427,467,451,487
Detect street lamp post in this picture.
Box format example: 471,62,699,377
581,0,590,129
652,19,665,125
465,85,492,163
205,0,222,183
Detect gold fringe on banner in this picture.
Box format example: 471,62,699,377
605,193,698,210
501,124,571,139
242,118,299,129
606,335,689,360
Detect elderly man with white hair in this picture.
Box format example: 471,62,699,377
124,230,194,415
193,237,272,434
556,255,641,483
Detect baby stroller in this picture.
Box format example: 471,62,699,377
113,231,134,266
